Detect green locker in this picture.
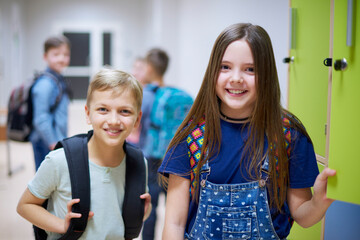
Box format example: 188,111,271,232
288,0,330,159
287,0,360,239
327,0,360,205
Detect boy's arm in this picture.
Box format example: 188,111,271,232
287,168,336,228
162,174,190,240
17,188,66,233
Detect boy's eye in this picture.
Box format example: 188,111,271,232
120,109,132,115
98,107,108,112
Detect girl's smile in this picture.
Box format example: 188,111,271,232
216,39,256,119
226,88,247,95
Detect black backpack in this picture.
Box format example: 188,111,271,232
34,130,146,240
6,71,63,142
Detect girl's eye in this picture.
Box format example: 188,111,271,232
246,67,255,73
220,65,230,70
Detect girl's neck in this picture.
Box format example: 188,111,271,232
88,137,125,167
220,111,251,123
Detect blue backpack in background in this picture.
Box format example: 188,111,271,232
145,86,193,159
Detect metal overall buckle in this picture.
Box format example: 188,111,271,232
259,168,269,188
200,168,211,187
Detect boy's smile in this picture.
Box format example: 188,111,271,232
43,44,70,74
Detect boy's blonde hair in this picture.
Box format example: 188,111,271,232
86,69,143,112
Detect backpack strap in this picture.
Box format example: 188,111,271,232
35,71,64,112
56,131,91,240
34,131,91,240
34,131,146,240
122,142,147,240
187,117,206,199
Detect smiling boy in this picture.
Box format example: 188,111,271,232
30,36,71,171
17,69,151,240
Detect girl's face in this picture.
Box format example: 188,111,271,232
43,44,70,74
85,88,142,148
216,39,256,119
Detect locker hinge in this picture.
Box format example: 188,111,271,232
325,124,327,135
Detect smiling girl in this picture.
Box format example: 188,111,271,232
159,23,336,240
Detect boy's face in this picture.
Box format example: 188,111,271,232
144,63,157,82
85,88,142,148
43,44,70,74
132,60,148,85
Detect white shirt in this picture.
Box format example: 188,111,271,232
29,148,130,240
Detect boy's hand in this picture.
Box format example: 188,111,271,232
140,193,152,221
64,199,94,233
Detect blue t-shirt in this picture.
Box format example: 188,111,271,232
158,119,319,239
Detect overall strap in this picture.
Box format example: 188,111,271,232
56,131,91,240
122,142,146,240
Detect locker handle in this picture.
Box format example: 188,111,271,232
347,0,353,46
283,56,294,63
334,58,348,71
289,8,297,49
324,58,332,67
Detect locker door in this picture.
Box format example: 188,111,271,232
327,0,360,205
288,0,330,160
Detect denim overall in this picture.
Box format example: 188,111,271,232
185,157,281,240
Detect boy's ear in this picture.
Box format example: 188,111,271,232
134,111,142,128
85,105,91,125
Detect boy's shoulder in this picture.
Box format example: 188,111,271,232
32,73,59,92
41,148,68,171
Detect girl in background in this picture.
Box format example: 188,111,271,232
158,23,336,240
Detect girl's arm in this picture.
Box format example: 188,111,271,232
140,193,152,221
287,168,336,228
17,188,89,233
162,174,190,240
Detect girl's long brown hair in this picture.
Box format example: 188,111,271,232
161,23,311,211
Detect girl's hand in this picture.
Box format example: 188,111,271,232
312,168,337,207
288,168,336,228
63,199,94,233
140,193,152,221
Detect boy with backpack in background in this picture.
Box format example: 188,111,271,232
140,48,193,240
30,35,71,171
17,69,152,240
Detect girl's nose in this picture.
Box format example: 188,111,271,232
230,70,244,83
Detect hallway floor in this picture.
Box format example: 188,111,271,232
0,101,164,240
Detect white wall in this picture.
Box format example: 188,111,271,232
175,0,290,104
0,0,290,109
